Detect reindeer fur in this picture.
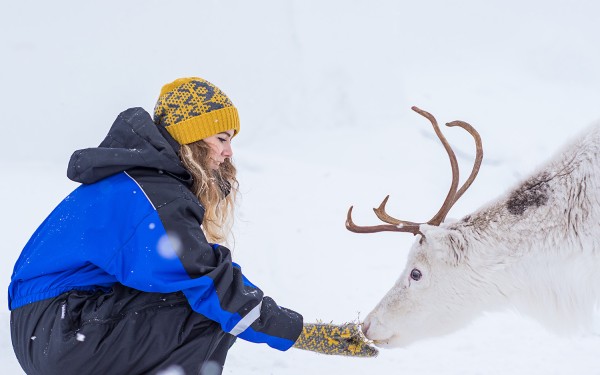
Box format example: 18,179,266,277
362,123,600,348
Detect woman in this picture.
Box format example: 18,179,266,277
9,77,376,375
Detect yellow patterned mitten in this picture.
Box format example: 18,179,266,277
293,322,378,357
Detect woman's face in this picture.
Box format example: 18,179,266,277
202,130,235,170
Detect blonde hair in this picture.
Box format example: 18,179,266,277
179,141,238,244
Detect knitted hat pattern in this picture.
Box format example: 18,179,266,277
153,77,240,145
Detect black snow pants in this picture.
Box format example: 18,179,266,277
11,284,236,375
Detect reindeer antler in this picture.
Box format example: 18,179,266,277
346,206,422,235
345,106,483,236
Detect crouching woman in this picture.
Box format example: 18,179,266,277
9,77,375,375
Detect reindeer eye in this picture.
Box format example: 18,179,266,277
410,268,422,281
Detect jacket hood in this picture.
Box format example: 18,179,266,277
68,107,192,185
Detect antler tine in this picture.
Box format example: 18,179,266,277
373,195,421,226
446,120,483,204
411,106,460,226
346,206,422,235
345,107,483,237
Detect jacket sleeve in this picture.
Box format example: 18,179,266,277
103,191,303,351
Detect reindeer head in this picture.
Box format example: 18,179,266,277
347,107,484,347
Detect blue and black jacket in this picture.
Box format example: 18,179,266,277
8,107,303,351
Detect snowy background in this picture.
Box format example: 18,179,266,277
2,0,600,373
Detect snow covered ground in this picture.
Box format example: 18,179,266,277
2,1,600,373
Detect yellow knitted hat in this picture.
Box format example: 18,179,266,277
153,77,240,144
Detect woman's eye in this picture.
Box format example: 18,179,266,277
410,268,422,281
218,137,227,143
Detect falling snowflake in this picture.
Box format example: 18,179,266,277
156,365,184,375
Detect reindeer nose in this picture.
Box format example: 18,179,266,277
361,320,371,336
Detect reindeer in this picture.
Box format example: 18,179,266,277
347,107,600,348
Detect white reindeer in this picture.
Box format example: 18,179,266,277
347,107,600,348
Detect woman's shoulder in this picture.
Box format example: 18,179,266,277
124,168,203,211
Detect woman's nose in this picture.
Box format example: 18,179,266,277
223,143,233,158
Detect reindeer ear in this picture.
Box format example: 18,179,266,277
442,230,468,266
421,225,467,266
